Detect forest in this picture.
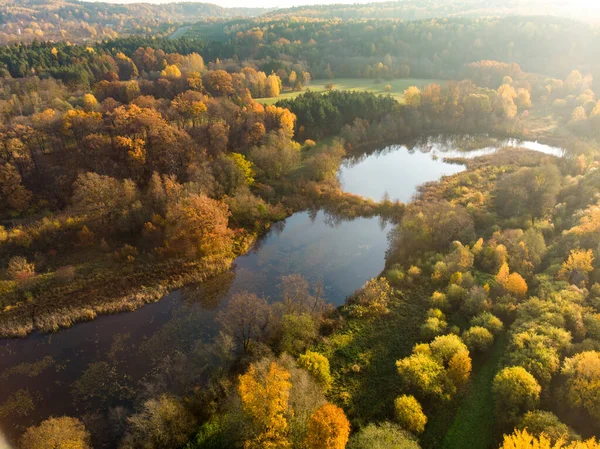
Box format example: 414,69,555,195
2,1,600,449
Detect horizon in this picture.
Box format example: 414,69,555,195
83,0,394,9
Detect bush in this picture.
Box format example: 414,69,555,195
7,256,35,285
518,410,580,444
394,395,427,434
420,317,448,340
298,350,333,390
462,326,494,352
430,291,449,310
347,422,420,449
120,395,197,449
470,312,503,335
55,265,77,283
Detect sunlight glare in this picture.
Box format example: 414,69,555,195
0,428,13,449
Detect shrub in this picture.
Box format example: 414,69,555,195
347,422,420,449
55,266,77,283
518,410,580,444
394,395,427,434
420,317,448,340
462,326,494,352
7,256,35,284
298,351,333,390
470,312,503,335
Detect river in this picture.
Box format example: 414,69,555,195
0,137,563,445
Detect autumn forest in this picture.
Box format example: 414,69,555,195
2,1,600,449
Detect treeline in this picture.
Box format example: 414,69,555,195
0,0,268,44
3,16,600,90
266,0,600,22
220,16,600,80
279,80,522,142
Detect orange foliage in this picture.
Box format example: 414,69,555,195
305,403,350,449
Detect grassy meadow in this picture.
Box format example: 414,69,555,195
257,78,445,105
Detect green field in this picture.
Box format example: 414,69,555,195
256,78,445,105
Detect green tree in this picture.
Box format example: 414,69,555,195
347,422,420,449
492,366,541,424
518,411,580,444
462,326,494,352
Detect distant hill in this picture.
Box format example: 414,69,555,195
0,0,270,44
266,0,600,22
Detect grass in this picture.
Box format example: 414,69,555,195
256,78,445,105
430,333,507,449
322,284,430,427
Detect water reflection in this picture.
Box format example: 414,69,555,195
0,211,390,443
339,136,564,201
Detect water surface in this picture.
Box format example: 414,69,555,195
338,137,564,201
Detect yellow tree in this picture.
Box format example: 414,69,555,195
496,263,528,297
567,202,600,236
503,273,528,297
265,74,281,97
404,86,421,107
305,403,350,449
394,395,427,434
559,249,594,285
562,351,600,421
500,429,600,449
239,362,293,449
228,153,255,186
164,194,233,259
20,417,91,449
161,64,182,79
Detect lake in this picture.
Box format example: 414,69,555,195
0,137,563,445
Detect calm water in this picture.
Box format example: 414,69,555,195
338,137,565,201
0,137,563,445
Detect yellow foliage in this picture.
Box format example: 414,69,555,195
161,64,182,79
447,349,472,388
503,272,528,297
496,262,510,283
239,362,292,449
228,153,255,186
496,263,528,296
404,86,421,107
82,93,98,111
560,249,595,280
500,429,600,449
562,351,600,421
568,203,600,236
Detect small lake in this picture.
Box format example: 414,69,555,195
0,136,564,445
338,137,565,201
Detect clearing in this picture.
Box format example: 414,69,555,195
256,78,445,105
